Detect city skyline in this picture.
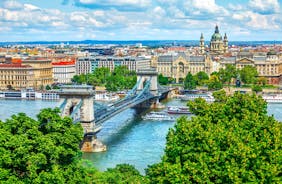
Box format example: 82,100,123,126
0,0,282,42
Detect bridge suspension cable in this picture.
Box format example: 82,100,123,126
70,99,83,123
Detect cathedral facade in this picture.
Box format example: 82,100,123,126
200,25,228,55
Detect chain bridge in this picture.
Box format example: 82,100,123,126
57,68,171,152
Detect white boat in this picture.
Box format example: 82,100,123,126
142,112,175,121
180,93,215,102
262,94,282,103
167,106,191,114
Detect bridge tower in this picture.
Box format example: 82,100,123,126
137,68,158,96
58,85,106,152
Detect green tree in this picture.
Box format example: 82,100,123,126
93,67,111,85
252,84,263,94
93,164,147,183
105,66,136,91
184,72,196,90
0,108,91,183
240,65,258,84
72,74,87,84
212,89,228,103
45,85,51,90
158,74,169,85
146,93,282,183
207,75,223,90
194,71,209,86
218,64,237,85
257,77,267,86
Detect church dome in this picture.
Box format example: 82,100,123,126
211,25,222,41
211,33,222,41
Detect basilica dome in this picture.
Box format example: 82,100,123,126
211,25,222,41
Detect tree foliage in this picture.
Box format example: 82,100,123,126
240,65,258,84
72,66,136,92
146,93,282,183
0,108,91,183
184,72,196,90
158,74,169,85
194,71,209,86
207,74,223,90
92,164,147,183
218,64,237,85
252,84,263,93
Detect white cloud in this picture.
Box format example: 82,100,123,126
0,0,281,41
2,0,22,10
23,4,41,11
249,0,280,14
75,0,151,10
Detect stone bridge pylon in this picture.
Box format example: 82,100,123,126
58,85,106,152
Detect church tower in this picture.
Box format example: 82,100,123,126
210,25,225,55
199,33,205,54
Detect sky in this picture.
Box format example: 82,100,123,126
0,0,282,41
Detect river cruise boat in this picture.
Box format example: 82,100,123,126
262,94,282,103
167,106,191,114
180,93,215,102
142,112,175,121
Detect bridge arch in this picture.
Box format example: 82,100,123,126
136,68,158,95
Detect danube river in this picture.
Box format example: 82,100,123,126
0,99,281,174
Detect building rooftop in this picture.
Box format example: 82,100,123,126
0,63,32,68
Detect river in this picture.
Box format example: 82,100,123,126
0,99,281,174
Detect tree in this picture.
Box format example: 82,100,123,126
207,75,223,90
158,74,169,85
92,164,147,183
146,93,282,183
194,71,209,86
184,72,196,90
252,84,263,94
240,65,258,84
45,85,51,90
218,64,237,85
257,77,267,86
105,66,136,91
0,108,91,183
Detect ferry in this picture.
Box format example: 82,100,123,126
262,94,282,103
167,106,191,114
180,93,215,102
142,112,175,121
0,90,59,100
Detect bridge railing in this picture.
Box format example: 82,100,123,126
94,77,153,124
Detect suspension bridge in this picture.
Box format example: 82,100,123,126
57,68,172,152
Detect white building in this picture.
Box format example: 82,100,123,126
76,56,151,73
52,61,76,83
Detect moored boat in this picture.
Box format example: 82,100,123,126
167,106,191,114
262,94,282,103
142,112,175,121
180,93,215,102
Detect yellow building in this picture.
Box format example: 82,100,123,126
22,58,53,89
220,51,282,85
156,52,212,82
0,64,34,90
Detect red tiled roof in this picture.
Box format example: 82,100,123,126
52,61,75,66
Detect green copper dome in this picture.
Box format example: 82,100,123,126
211,33,222,41
211,25,222,41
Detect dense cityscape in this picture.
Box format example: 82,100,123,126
0,0,282,183
0,25,281,91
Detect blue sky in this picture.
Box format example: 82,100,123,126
0,0,281,41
